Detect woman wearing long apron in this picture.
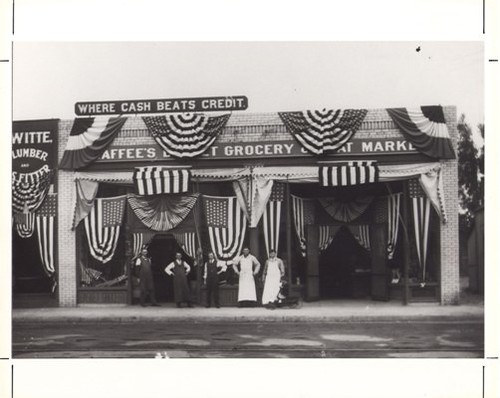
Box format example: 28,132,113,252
261,250,285,308
165,252,193,308
233,247,260,307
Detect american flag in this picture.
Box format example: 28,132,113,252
291,195,315,257
387,193,402,260
204,196,246,262
173,232,197,259
409,179,430,281
262,183,285,256
35,193,57,275
319,161,379,187
84,195,126,263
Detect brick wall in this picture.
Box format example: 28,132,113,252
57,120,77,306
439,106,460,304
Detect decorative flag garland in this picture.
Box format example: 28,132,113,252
291,195,316,257
319,161,379,187
59,117,128,170
14,212,36,238
143,113,230,158
128,193,199,232
278,109,367,155
12,167,53,214
35,193,57,276
386,106,455,159
262,182,284,256
173,232,198,259
387,193,402,260
84,195,127,263
133,167,191,195
409,179,431,282
203,195,247,263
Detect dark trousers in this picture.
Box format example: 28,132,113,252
140,288,158,306
206,278,219,307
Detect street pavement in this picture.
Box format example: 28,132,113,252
12,294,484,358
13,319,483,358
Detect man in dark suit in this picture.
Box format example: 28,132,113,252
203,252,226,308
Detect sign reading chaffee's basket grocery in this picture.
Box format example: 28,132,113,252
75,96,248,115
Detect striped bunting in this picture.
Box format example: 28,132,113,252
143,113,230,158
173,232,197,259
319,225,340,251
387,193,401,260
386,106,455,159
262,183,285,256
59,117,128,170
84,196,126,263
35,193,57,276
128,194,198,232
319,161,379,187
291,195,315,257
409,179,431,282
204,195,247,263
132,231,156,258
12,167,53,213
133,167,190,195
348,225,371,251
279,109,367,155
14,212,36,238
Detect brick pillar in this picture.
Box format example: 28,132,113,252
440,106,460,305
57,121,77,307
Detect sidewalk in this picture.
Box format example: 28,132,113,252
12,297,484,324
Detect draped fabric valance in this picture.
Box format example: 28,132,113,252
279,109,368,155
233,177,274,228
59,117,128,170
319,162,379,187
386,106,455,159
133,167,191,195
128,193,199,232
319,195,374,223
143,113,230,158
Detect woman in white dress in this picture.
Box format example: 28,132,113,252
261,249,285,307
233,247,260,307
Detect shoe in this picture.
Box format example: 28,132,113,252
216,305,220,309
176,303,181,308
151,303,161,307
188,303,194,308
205,305,211,308
140,304,147,307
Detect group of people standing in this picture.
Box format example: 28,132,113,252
134,247,285,309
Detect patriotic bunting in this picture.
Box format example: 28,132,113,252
387,193,402,260
262,182,284,256
233,176,274,228
319,162,379,187
143,113,230,158
14,212,36,238
132,231,156,258
291,195,315,257
35,193,57,276
319,195,374,223
386,106,455,159
348,225,371,251
173,232,198,259
128,194,199,231
59,117,128,170
278,109,367,155
134,167,191,195
319,225,340,251
84,195,127,263
409,179,431,282
204,195,247,263
12,167,53,214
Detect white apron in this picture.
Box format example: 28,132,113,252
238,257,257,301
262,259,282,304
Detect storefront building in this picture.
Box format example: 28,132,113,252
12,105,459,307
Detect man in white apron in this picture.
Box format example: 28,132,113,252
233,247,260,307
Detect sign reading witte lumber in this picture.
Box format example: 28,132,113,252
96,137,417,163
75,96,248,115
